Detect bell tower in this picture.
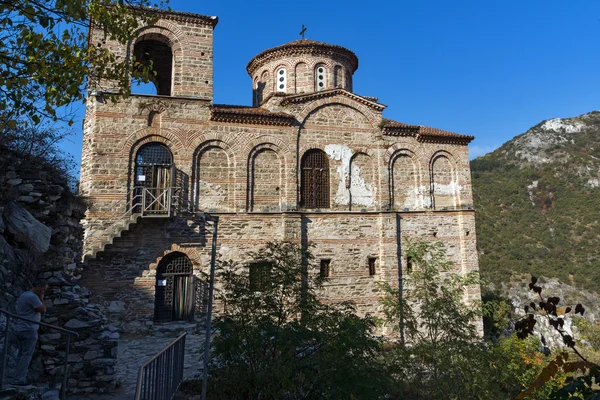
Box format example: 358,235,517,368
88,8,218,100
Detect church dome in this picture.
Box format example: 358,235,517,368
247,40,359,105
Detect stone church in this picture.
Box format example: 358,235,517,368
79,7,481,334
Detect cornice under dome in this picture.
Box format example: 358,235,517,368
246,40,359,75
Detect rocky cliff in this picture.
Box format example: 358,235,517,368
0,146,117,396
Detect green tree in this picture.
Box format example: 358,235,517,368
204,241,389,400
1,0,165,126
379,240,557,399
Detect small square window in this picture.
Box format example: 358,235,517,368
249,262,271,291
368,257,377,276
320,259,331,278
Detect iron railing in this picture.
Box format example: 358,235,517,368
141,187,179,218
135,332,187,400
0,309,79,399
84,187,181,258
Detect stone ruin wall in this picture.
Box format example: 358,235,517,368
0,147,117,395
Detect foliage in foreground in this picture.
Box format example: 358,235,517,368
180,240,599,399
1,0,167,126
379,240,560,399
513,276,600,399
205,242,388,400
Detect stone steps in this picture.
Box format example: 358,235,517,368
83,214,141,264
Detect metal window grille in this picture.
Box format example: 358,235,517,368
301,149,330,209
155,253,194,322
320,259,331,278
368,257,377,276
249,262,271,291
136,143,172,167
134,143,173,214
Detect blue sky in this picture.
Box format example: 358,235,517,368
60,0,600,169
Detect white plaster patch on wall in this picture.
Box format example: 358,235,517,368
403,185,430,209
541,118,584,134
349,162,374,206
433,182,462,196
324,144,374,206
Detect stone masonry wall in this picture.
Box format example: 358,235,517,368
90,13,216,100
0,147,117,395
80,210,479,336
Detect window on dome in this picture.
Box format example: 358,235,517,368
315,64,326,91
334,65,343,88
276,67,287,93
345,68,352,91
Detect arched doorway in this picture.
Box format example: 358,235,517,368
154,252,194,322
134,143,173,215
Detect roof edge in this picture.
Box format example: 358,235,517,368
129,6,218,26
381,118,475,144
247,40,358,75
279,89,386,111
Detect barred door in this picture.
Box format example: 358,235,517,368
134,143,172,214
154,253,194,322
300,149,330,209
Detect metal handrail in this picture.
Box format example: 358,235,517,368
0,308,79,399
84,188,136,236
135,332,187,400
85,193,143,249
85,187,181,259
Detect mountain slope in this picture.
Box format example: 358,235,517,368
472,111,600,291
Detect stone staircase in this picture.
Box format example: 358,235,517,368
83,213,141,264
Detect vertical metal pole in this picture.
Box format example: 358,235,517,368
61,334,71,400
201,215,219,400
396,214,405,345
0,314,10,390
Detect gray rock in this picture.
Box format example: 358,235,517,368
7,178,22,186
18,195,36,203
41,389,60,400
67,354,83,363
18,183,34,193
0,235,17,266
107,301,126,313
65,319,99,329
39,333,61,343
4,201,51,253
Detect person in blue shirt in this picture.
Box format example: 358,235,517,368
10,279,48,386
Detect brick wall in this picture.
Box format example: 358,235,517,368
80,10,481,337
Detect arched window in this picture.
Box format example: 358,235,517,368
250,147,281,212
154,252,194,322
253,76,260,106
132,36,173,96
259,70,270,103
134,143,172,214
431,155,455,210
334,65,343,88
315,64,327,91
391,153,418,210
301,149,330,209
197,145,231,212
345,69,352,91
276,67,287,93
295,62,309,94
